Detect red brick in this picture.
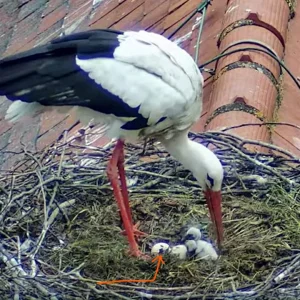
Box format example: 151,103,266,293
0,2,19,34
2,115,41,170
18,0,30,5
66,14,91,33
34,19,65,47
90,0,144,29
39,4,68,33
144,0,165,15
69,0,92,9
36,110,78,150
0,123,11,146
112,4,144,30
191,0,227,65
15,20,64,52
0,2,20,56
64,0,93,33
0,118,13,138
164,0,199,30
89,0,120,26
0,34,13,57
0,98,12,118
141,0,170,29
0,100,12,139
43,0,65,16
4,8,43,56
147,19,165,34
169,0,189,13
18,0,47,21
68,0,93,15
0,130,12,169
38,111,69,136
164,15,195,39
271,0,300,155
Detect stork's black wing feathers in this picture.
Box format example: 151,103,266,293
51,29,123,44
0,29,149,129
0,29,123,64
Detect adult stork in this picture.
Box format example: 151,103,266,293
0,29,224,258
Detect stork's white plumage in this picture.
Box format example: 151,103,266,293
0,29,224,259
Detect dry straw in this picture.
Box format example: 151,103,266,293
0,129,299,299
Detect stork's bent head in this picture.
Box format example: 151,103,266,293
161,135,224,248
192,144,224,247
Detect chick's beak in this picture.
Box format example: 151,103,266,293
204,190,224,248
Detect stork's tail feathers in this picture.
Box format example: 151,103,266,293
5,100,73,122
5,100,44,122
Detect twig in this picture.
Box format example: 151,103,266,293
0,130,299,299
30,199,76,258
273,254,300,284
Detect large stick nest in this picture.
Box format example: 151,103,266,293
0,131,299,300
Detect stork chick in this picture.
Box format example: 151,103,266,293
183,226,202,241
185,240,218,261
170,245,188,260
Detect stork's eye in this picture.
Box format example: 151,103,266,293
207,174,214,187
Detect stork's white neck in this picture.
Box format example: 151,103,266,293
159,132,223,191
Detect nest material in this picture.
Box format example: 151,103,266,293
0,131,299,300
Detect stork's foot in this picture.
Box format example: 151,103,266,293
121,221,148,239
127,248,151,260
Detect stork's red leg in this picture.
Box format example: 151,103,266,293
115,140,132,222
204,191,215,224
116,141,147,238
106,139,145,257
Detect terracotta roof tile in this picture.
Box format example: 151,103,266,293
0,2,19,56
69,0,93,9
144,0,165,15
205,0,292,146
164,0,199,30
272,1,300,155
222,0,289,47
147,19,165,34
36,111,77,150
4,6,44,56
17,0,47,21
38,3,68,33
195,0,227,64
164,13,195,39
90,0,144,29
141,0,170,29
63,1,93,33
169,0,189,13
112,4,144,30
89,0,120,25
42,0,65,16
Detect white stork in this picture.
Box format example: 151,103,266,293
0,29,224,258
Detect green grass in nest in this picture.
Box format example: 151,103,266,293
42,183,300,291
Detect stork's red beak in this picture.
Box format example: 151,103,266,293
204,190,223,248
